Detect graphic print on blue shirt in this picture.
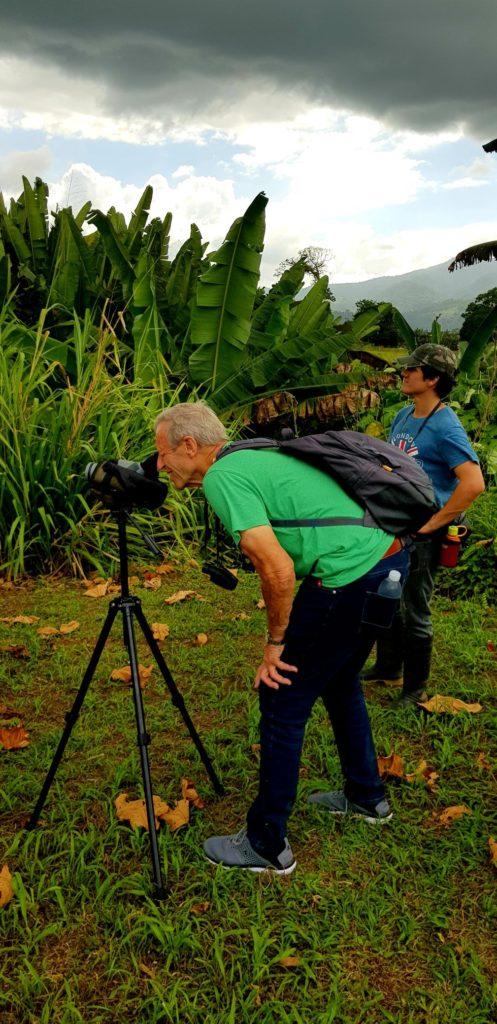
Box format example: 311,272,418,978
389,405,478,508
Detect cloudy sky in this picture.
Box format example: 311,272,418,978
1,1,497,283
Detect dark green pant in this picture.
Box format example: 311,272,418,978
376,536,440,692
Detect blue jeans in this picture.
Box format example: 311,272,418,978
246,548,409,860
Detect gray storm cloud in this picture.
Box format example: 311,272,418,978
1,0,496,135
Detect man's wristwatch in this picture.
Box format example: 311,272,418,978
265,632,285,646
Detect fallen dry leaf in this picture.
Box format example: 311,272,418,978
181,778,205,809
0,644,29,659
0,615,39,625
59,621,80,635
129,576,140,587
194,633,209,646
139,962,156,979
232,612,250,621
164,590,195,605
37,626,60,637
144,576,162,591
419,695,482,715
251,743,261,758
84,581,111,598
278,956,301,968
489,837,497,870
377,752,405,779
110,664,153,688
0,727,30,750
158,798,190,832
115,792,170,831
190,901,210,915
476,752,493,772
154,563,176,575
406,760,439,791
256,599,266,610
437,805,472,826
0,865,13,909
151,623,170,641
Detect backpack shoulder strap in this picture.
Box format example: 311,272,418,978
215,438,279,461
214,437,366,529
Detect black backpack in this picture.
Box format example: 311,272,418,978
215,430,437,537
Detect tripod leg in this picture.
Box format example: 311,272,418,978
27,602,120,830
122,605,167,900
134,605,225,797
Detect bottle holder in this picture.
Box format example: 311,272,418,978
361,592,400,630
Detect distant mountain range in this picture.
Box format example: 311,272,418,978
331,259,497,331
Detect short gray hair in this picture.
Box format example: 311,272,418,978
155,401,228,447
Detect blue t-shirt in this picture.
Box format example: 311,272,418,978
389,405,478,507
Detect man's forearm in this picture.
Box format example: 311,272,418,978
259,570,296,640
418,480,483,534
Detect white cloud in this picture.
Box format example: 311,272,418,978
0,145,52,195
45,163,243,255
228,109,460,219
28,161,497,288
330,220,497,283
443,177,488,191
172,165,195,179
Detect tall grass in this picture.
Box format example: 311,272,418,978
0,308,203,577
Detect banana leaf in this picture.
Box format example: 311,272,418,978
209,316,350,411
21,176,48,277
391,306,417,351
288,276,330,337
189,192,267,390
126,185,153,260
340,305,383,345
0,253,11,307
459,304,497,375
74,201,92,229
249,256,306,343
431,318,442,344
87,209,134,299
0,213,31,265
49,210,85,309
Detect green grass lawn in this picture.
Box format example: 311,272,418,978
1,562,496,1024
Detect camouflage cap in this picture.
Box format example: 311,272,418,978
396,344,458,378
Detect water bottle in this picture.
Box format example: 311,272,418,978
439,525,468,568
378,569,402,600
362,569,402,629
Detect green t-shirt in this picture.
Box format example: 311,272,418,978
203,448,393,587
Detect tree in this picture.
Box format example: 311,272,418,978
460,288,497,342
274,247,334,301
353,299,402,347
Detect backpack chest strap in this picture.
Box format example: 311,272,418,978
270,516,366,528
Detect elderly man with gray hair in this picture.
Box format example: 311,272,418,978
155,401,408,874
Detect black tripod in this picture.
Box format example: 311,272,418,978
27,510,224,900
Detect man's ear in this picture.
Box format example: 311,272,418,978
183,435,199,457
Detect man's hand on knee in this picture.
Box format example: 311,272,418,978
254,644,298,690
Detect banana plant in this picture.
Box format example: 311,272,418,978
189,192,268,390
459,305,497,375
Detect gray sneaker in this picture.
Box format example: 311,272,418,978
307,789,392,824
203,828,296,874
